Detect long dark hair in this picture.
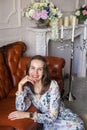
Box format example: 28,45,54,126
26,55,51,95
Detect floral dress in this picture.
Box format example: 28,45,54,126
16,80,85,130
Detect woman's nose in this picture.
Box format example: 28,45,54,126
34,69,38,74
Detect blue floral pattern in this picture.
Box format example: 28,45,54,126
16,80,85,130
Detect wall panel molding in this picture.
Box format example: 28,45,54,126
0,36,22,46
0,0,21,29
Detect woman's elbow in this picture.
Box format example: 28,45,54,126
48,114,58,123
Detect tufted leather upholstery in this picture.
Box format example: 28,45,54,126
6,42,29,87
0,41,65,130
45,56,65,94
0,52,12,99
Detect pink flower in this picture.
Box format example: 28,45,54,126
33,12,41,20
82,10,87,15
32,10,48,20
40,10,48,19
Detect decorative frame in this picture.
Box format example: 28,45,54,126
0,0,21,29
76,0,79,9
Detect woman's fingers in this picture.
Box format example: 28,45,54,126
18,75,36,92
8,111,28,120
8,111,18,120
20,75,36,85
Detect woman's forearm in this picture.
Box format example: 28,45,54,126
18,82,23,93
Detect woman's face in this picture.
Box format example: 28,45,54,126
28,59,44,82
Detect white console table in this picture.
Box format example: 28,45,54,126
27,25,87,77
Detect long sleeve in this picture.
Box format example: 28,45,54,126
15,80,61,124
35,81,61,124
15,87,31,111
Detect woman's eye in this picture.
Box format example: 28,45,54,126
31,67,35,70
38,68,43,71
30,67,43,71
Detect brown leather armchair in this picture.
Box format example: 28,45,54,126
45,56,65,95
0,41,65,130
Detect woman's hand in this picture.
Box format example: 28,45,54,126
18,75,36,93
8,111,29,120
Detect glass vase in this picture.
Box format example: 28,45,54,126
36,22,49,28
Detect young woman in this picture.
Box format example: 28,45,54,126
8,55,85,130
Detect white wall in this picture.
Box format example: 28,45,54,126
0,0,21,45
0,0,86,48
0,0,87,76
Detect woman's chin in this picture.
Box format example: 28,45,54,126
33,78,38,82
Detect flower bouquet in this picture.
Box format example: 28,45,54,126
75,4,87,23
24,0,63,40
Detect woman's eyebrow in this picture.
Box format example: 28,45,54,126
30,66,44,69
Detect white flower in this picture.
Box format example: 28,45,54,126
49,2,54,8
51,8,57,15
40,2,47,7
45,0,49,3
75,10,80,16
25,9,35,18
33,3,40,9
25,11,29,18
29,9,35,17
57,11,63,18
